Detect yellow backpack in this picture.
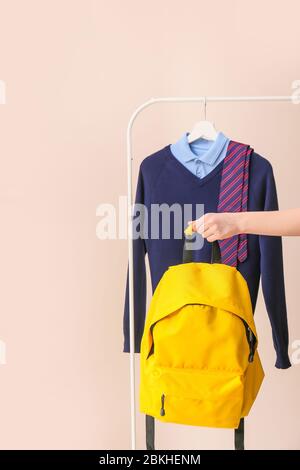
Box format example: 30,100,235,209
139,234,264,450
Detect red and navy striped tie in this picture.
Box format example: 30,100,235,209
217,140,253,267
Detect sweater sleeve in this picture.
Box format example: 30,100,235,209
259,164,291,369
123,167,147,353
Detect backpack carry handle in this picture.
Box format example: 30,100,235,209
182,229,222,264
211,239,222,263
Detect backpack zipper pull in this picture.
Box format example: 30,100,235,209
160,394,165,416
248,328,255,362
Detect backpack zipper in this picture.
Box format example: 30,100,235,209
242,320,256,362
160,394,166,416
246,325,256,362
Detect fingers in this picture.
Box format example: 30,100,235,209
188,214,220,241
202,225,219,241
188,216,205,234
188,213,238,241
188,215,211,235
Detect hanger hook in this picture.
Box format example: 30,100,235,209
204,96,207,120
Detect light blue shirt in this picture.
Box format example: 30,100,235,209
170,131,230,179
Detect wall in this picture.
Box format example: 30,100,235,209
0,0,299,450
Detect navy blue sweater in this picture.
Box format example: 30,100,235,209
123,144,291,369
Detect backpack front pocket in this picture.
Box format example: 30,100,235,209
148,303,255,373
141,365,244,428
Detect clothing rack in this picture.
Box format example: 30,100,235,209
126,95,294,450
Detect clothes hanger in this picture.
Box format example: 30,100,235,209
187,97,218,143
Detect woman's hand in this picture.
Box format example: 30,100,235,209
188,212,243,242
187,208,300,240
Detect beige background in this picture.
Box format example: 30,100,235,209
0,0,299,450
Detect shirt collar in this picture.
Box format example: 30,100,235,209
172,131,229,166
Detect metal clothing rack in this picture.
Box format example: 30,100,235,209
126,95,294,450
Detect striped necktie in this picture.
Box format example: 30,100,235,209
217,140,253,267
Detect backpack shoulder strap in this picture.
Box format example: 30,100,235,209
146,415,155,450
235,418,245,450
146,415,245,450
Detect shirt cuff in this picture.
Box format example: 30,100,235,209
275,353,292,369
